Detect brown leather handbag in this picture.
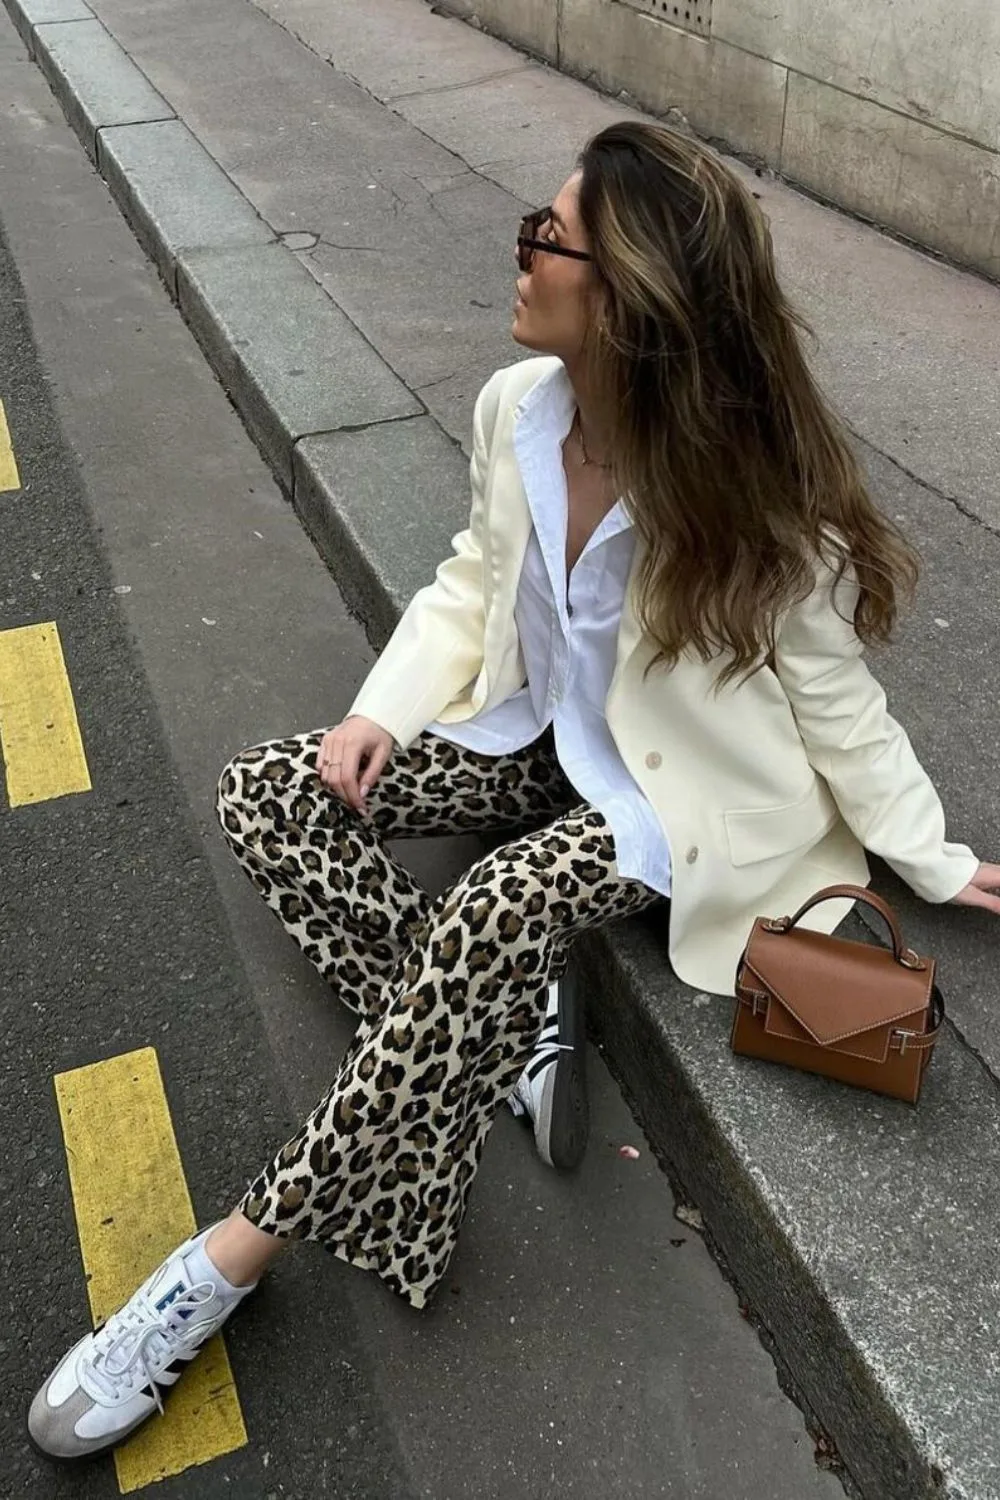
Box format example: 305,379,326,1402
731,884,944,1104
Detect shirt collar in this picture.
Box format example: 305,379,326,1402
514,362,632,534
514,361,577,441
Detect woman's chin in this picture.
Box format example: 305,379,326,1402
511,311,542,351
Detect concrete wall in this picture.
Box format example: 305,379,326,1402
443,0,1000,280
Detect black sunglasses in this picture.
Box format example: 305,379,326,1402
517,206,593,273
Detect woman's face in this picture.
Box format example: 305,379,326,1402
512,171,597,362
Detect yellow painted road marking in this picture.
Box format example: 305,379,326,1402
0,399,19,492
54,1049,248,1492
0,622,91,807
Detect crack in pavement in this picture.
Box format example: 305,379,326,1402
416,370,462,392
290,411,427,450
848,421,1000,542
312,238,383,254
386,63,532,103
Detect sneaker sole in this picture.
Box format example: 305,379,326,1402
536,963,589,1172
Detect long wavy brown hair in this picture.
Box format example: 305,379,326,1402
576,121,917,685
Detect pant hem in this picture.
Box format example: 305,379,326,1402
238,1204,432,1311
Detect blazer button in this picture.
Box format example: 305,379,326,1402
645,751,662,770
686,845,699,864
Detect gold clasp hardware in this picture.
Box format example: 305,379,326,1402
762,917,791,934
898,948,926,971
894,1028,919,1054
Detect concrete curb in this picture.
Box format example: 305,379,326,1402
6,4,999,1497
294,422,470,643
33,15,173,160
175,243,421,490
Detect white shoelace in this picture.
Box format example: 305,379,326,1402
528,1016,574,1065
532,1038,575,1063
80,1281,217,1414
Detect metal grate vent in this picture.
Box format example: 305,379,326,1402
617,0,712,37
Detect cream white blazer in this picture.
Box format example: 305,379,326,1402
351,357,978,995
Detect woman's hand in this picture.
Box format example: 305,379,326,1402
950,863,1000,915
316,716,395,817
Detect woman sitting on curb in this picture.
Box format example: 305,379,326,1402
30,120,999,1461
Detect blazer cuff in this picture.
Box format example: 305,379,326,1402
347,647,467,752
346,689,427,754
900,845,980,904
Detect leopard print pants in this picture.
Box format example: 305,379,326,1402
216,726,659,1308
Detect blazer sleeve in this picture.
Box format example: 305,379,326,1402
346,370,503,750
774,556,979,903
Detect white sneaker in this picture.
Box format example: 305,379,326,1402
508,968,589,1171
28,1225,252,1461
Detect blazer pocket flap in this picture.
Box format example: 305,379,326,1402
725,782,838,867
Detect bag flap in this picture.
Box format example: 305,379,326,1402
742,920,934,1048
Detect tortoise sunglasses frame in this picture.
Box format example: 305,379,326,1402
516,206,593,273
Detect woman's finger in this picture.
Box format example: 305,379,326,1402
316,732,333,786
359,738,393,801
319,729,348,792
972,861,1000,891
953,883,1000,915
336,737,365,813
316,725,339,765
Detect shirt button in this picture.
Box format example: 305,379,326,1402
686,845,699,864
645,751,662,770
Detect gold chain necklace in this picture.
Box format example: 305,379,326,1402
572,409,611,469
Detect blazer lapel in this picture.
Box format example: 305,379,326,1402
480,425,532,689
490,437,532,589
613,535,646,681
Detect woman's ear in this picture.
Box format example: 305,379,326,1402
586,285,611,343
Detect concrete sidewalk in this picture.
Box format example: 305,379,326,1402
5,0,999,1495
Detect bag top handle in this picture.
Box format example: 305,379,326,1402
763,883,928,971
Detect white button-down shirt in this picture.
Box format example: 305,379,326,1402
429,365,672,898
